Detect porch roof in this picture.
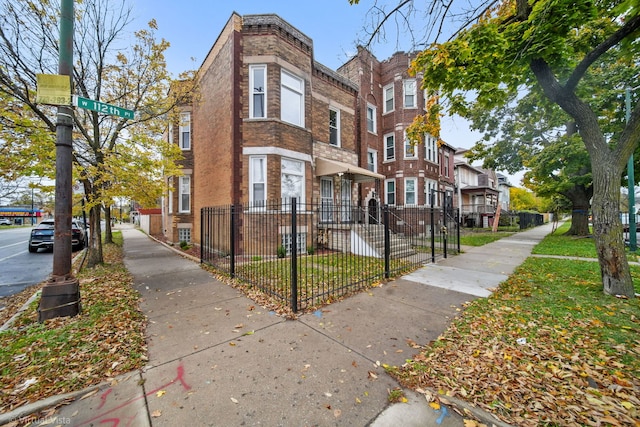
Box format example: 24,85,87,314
315,157,385,183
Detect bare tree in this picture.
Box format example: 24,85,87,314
0,0,192,266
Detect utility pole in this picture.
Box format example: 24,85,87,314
38,0,81,321
627,87,637,252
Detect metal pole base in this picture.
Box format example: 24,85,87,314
38,275,81,322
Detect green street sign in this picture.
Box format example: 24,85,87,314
73,95,135,120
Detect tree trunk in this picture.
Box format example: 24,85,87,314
85,204,103,268
566,208,590,236
104,205,113,244
591,161,635,297
530,57,636,298
563,185,592,236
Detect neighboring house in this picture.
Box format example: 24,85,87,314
496,173,513,212
337,48,456,212
454,149,500,227
163,97,194,244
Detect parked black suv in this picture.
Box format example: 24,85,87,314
28,219,86,253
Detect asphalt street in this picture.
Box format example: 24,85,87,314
0,226,52,298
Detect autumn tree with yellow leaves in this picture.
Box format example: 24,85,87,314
0,0,193,266
352,0,640,297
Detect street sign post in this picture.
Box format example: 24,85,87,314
73,95,135,120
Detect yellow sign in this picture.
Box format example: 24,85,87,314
36,74,71,105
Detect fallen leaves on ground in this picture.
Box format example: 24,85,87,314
390,258,640,426
0,284,41,327
0,243,147,415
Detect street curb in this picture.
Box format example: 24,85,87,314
0,381,102,426
0,371,142,426
0,250,85,331
0,290,41,332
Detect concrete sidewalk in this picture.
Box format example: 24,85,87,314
5,221,558,426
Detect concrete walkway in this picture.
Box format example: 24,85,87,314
1,221,560,426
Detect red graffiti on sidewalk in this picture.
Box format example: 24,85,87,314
74,363,191,426
98,415,137,427
97,388,112,410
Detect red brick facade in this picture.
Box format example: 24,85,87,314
338,48,456,209
164,13,460,246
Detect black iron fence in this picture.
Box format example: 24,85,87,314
201,199,460,312
518,212,544,229
461,210,544,231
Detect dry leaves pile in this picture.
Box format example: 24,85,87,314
0,243,147,414
392,258,640,427
0,283,45,327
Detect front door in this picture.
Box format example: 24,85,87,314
320,178,334,222
368,198,379,224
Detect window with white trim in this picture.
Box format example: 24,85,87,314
249,156,266,208
168,123,173,144
404,132,416,159
383,84,394,113
281,70,304,127
385,179,396,205
250,65,266,118
329,107,340,146
367,149,377,172
179,175,191,213
425,134,438,163
384,133,395,161
403,79,416,108
167,177,173,214
179,113,190,150
366,104,376,133
424,89,429,111
281,158,304,205
167,176,174,215
320,178,334,222
426,178,438,206
405,178,417,205
444,153,450,177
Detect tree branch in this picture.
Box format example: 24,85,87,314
565,14,640,91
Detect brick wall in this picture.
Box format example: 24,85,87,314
338,49,447,207
192,17,239,244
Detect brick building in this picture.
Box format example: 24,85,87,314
163,13,383,246
337,48,456,212
162,93,194,244
163,13,464,247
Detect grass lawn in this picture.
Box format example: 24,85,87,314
460,231,515,246
532,221,598,257
533,221,639,262
388,225,640,426
0,232,147,416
